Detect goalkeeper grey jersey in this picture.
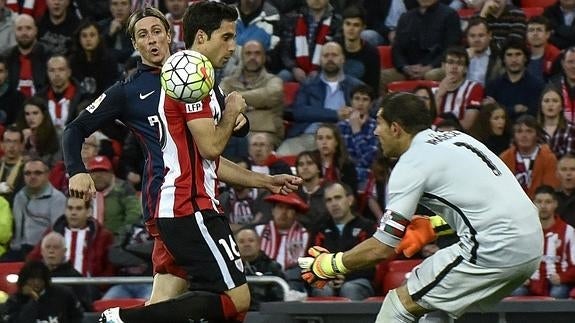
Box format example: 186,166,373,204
374,129,543,267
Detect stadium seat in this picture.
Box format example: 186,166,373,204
363,296,386,302
521,0,556,8
283,82,300,108
457,8,476,19
569,288,575,299
0,262,25,295
382,259,423,295
92,298,147,312
387,80,439,93
305,296,352,302
377,46,393,69
522,7,544,19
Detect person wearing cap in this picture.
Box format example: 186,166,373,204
309,181,375,300
3,158,66,261
87,155,141,236
255,192,310,291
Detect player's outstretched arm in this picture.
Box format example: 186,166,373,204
218,157,302,193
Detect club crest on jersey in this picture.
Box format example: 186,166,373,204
185,102,203,113
86,93,106,113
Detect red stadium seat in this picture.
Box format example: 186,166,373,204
0,262,25,295
382,259,423,295
522,7,544,19
305,296,352,302
92,298,147,312
283,82,300,108
569,287,575,299
377,46,393,69
387,80,439,93
521,0,556,8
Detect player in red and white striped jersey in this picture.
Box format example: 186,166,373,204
435,47,485,131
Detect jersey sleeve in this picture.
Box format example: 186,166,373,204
373,160,426,248
63,83,126,177
172,95,214,122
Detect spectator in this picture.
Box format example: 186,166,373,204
5,14,49,97
255,192,310,291
0,126,25,205
37,0,80,55
5,159,66,261
27,196,115,278
220,40,285,145
310,181,375,300
5,0,46,19
37,55,89,133
544,0,575,50
315,123,358,194
295,150,329,232
380,0,461,86
556,154,575,226
538,85,575,159
0,0,16,53
338,5,380,93
99,0,133,66
469,102,511,155
479,0,526,50
164,0,187,52
87,155,141,236
39,231,97,311
234,0,281,53
526,16,561,83
465,17,504,86
485,39,544,121
361,0,406,46
68,21,119,100
72,0,110,22
435,46,484,131
102,221,152,300
500,115,560,198
511,186,575,298
337,84,378,187
0,195,11,258
413,85,439,125
278,41,363,156
550,47,575,123
16,96,61,167
236,227,285,310
3,261,83,323
0,55,24,125
278,0,342,83
248,132,292,176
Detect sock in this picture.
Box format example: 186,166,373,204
119,291,239,323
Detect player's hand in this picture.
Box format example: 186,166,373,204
395,215,437,258
68,173,96,202
298,246,348,288
233,113,248,132
266,174,302,195
225,91,247,114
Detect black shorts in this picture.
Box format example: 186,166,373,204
156,210,247,293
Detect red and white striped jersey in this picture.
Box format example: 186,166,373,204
156,87,224,218
439,80,484,120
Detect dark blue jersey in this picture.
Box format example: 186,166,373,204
63,63,167,223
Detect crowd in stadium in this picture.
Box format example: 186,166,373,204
0,0,574,320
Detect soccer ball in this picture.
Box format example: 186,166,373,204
160,50,215,103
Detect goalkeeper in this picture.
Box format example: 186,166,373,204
299,93,543,323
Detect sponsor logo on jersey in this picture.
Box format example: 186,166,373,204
86,93,107,113
185,102,203,113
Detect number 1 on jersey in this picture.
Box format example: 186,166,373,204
453,142,502,176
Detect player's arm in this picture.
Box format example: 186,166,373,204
63,85,124,199
186,92,246,160
218,157,301,193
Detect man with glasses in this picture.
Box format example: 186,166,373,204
3,158,65,261
435,46,484,131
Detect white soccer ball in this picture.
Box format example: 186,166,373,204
160,50,215,103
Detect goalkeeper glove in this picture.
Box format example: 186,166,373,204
298,246,349,288
395,215,437,258
429,215,454,236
